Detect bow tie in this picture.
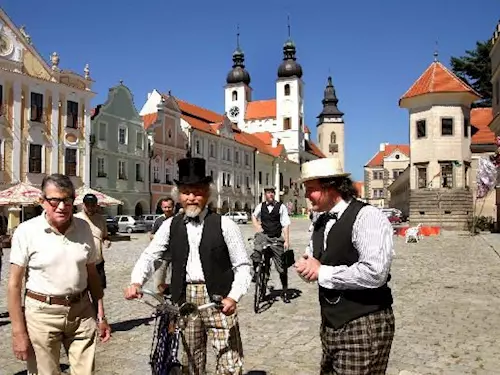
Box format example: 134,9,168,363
314,212,338,229
184,216,200,224
266,202,275,207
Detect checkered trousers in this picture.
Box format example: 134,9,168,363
320,308,395,375
181,284,244,375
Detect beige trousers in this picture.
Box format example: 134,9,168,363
24,293,97,375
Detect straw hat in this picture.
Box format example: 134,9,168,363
297,157,350,183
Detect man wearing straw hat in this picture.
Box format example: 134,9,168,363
294,158,395,375
75,193,110,314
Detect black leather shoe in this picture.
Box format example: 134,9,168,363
281,291,290,304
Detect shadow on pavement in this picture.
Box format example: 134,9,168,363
15,364,69,375
246,371,268,375
110,316,155,332
256,288,302,314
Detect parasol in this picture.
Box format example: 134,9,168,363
0,182,42,206
74,186,123,206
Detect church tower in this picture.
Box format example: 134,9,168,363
224,28,251,127
317,76,345,168
275,21,305,163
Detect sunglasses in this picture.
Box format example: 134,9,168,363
43,196,75,207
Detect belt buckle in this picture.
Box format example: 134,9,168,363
64,295,71,306
45,295,52,305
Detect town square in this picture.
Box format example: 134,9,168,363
1,1,500,374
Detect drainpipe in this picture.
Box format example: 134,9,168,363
89,134,95,187
147,129,154,214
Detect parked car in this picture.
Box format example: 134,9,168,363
224,211,249,224
106,217,119,235
141,214,162,232
115,215,147,233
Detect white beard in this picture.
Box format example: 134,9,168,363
184,205,202,217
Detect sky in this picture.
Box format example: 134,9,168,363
2,0,499,181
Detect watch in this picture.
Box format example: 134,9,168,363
97,316,107,324
229,106,239,118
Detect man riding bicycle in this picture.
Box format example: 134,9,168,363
251,186,291,303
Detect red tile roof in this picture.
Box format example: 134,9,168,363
245,100,276,120
400,61,480,102
142,113,158,129
471,107,495,145
305,140,325,158
365,144,410,167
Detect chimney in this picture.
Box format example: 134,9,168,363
379,142,388,152
271,137,278,148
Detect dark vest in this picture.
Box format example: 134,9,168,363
312,200,393,329
169,210,234,304
261,201,282,238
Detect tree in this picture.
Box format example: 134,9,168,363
450,40,492,107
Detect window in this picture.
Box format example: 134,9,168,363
245,153,249,166
392,170,404,179
210,143,215,158
227,174,231,187
136,132,143,149
135,163,143,181
226,148,231,161
465,163,470,188
236,175,241,188
118,128,127,145
210,170,214,179
222,173,226,186
153,165,160,183
98,123,107,141
65,148,77,176
29,144,42,173
30,92,43,122
463,117,469,138
265,173,269,185
373,170,384,180
232,90,238,101
118,160,127,180
318,133,322,145
330,132,336,144
416,120,426,138
196,140,200,154
258,171,262,184
66,100,79,128
440,162,453,188
246,176,250,188
283,117,291,130
284,84,290,96
97,157,106,177
417,165,427,188
441,118,453,136
235,151,239,164
279,173,284,191
373,189,384,198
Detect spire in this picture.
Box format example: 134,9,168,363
434,40,439,62
287,14,291,39
226,25,251,85
277,15,303,79
317,76,344,125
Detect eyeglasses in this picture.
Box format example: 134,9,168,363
44,196,75,207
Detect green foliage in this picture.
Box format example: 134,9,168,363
450,40,492,107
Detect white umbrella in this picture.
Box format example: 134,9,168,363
73,186,123,206
0,182,42,206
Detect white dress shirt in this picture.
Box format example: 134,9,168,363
308,200,395,290
131,209,251,302
252,202,291,227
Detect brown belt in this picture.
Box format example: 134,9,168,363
26,288,89,306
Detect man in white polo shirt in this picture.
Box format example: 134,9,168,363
7,174,111,375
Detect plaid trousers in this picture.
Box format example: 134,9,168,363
181,284,244,375
320,308,395,375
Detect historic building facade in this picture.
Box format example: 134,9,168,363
91,82,150,216
0,9,94,216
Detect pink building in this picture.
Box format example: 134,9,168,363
142,95,187,213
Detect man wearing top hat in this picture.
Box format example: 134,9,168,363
125,157,251,375
251,186,292,303
294,158,395,375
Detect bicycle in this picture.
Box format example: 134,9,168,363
249,237,277,314
132,287,223,375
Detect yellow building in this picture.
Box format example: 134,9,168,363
0,9,94,202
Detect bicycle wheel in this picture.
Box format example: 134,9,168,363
253,264,262,313
261,258,270,300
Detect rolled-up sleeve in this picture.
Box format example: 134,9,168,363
9,225,29,267
221,217,252,302
130,217,173,285
252,203,262,219
279,204,291,227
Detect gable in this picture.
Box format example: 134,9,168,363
99,84,141,123
217,116,235,139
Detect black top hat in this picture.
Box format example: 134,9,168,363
174,157,213,185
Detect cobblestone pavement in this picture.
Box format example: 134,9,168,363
1,219,500,374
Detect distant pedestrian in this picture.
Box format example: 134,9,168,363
7,174,111,374
75,193,111,314
149,197,175,292
295,158,395,375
